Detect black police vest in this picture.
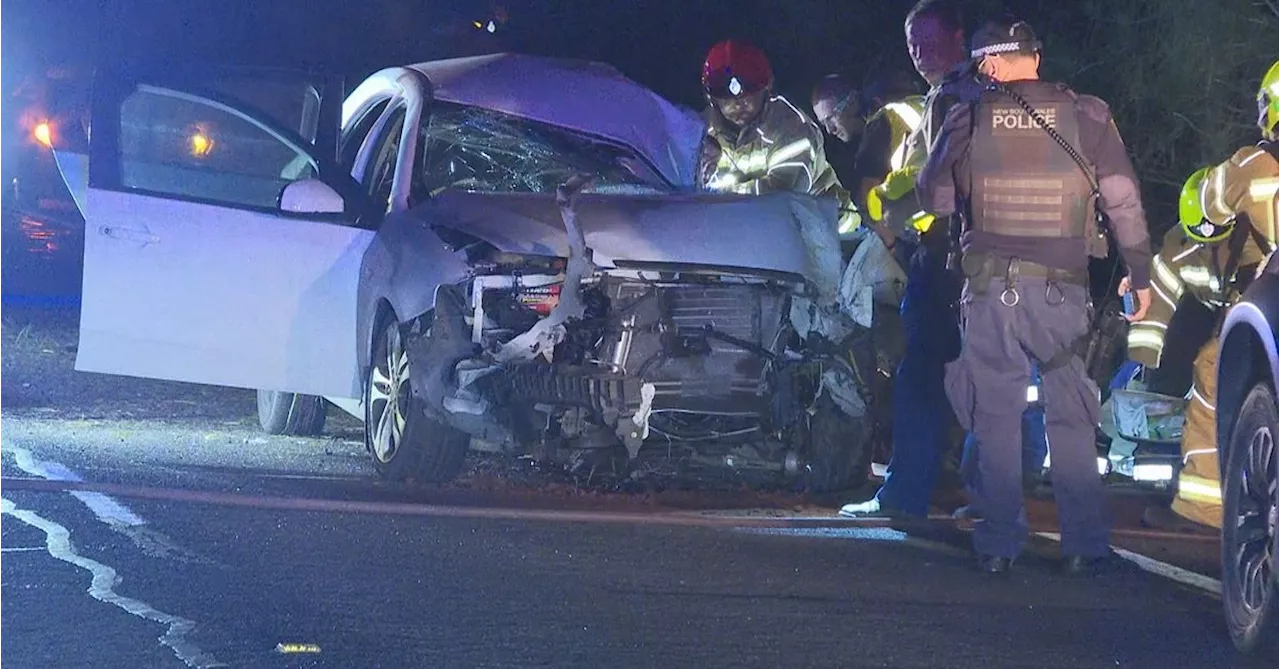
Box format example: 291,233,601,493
968,84,1092,242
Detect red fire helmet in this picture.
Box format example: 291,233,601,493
702,39,773,98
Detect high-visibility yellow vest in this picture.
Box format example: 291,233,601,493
868,95,925,172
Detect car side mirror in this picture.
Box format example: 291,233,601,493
279,178,345,215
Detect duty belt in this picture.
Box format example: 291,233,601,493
961,252,1092,372
960,253,1088,284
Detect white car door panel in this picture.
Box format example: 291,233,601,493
70,72,371,398
78,185,372,398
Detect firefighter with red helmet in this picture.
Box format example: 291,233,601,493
699,39,860,234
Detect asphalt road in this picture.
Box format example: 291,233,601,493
0,426,1259,669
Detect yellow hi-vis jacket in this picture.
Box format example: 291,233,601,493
867,67,982,236
866,95,926,173
701,94,861,234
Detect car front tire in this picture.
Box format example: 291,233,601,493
805,393,872,494
1221,380,1279,656
257,390,327,436
365,315,469,484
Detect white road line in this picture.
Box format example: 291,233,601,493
1035,532,1221,595
1,546,48,552
0,497,227,668
9,447,145,527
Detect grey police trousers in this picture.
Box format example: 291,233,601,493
944,274,1111,559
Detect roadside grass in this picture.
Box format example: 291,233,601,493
2,313,76,366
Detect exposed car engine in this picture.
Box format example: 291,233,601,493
407,178,872,492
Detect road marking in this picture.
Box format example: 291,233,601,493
1,546,48,552
739,526,910,541
9,447,145,527
5,448,213,564
1035,532,1221,595
0,497,227,668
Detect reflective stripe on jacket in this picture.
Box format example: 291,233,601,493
868,95,925,172
702,94,859,233
1128,146,1278,367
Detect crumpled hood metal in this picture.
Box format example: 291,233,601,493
422,190,842,291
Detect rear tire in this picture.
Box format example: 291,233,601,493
256,390,327,436
1221,380,1279,656
365,314,469,484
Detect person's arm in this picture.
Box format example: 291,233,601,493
1080,95,1155,321
915,103,972,218
698,133,723,190
1125,227,1199,368
1079,96,1153,289
728,122,822,195
851,115,894,210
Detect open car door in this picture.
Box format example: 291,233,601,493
54,68,373,399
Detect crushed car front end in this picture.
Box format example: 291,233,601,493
395,187,872,491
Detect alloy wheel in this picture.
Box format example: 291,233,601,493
1231,422,1277,613
369,323,413,464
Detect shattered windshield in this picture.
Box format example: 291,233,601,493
417,103,670,196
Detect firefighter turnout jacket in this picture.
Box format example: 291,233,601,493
1127,142,1278,527
702,94,860,233
869,96,926,174
1129,226,1273,368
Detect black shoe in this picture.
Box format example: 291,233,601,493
977,554,1013,575
1062,554,1110,576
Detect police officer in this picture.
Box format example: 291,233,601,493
917,19,1154,574
840,0,983,521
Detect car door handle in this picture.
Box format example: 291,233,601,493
99,225,160,246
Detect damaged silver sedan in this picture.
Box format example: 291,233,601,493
55,54,871,492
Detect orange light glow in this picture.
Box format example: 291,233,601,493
189,132,213,158
33,122,53,148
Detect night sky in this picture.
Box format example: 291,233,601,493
2,0,922,108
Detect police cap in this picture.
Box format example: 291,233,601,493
970,19,1042,59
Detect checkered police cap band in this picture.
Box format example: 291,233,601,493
971,20,1041,58
971,41,1024,57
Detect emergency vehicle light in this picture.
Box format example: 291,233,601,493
33,122,53,148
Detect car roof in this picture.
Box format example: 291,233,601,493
407,53,703,187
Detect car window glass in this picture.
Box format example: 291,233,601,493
416,102,668,198
340,98,390,175
203,78,323,143
116,85,319,210
363,106,406,215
